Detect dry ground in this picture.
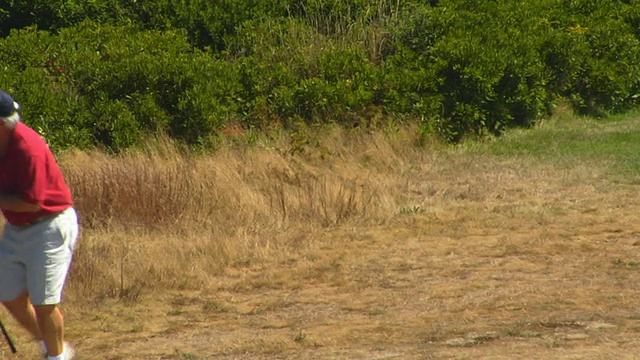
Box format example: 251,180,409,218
2,125,640,359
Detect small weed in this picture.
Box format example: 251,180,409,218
294,331,307,343
470,332,499,343
612,259,640,267
172,349,197,359
547,337,567,348
368,308,385,316
262,322,290,329
523,332,542,338
505,328,521,337
167,308,184,316
202,301,229,313
128,324,144,333
399,206,426,215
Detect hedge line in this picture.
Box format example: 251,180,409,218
0,0,639,150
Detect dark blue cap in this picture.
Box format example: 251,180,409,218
0,90,19,118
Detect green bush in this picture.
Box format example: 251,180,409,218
0,27,93,150
571,17,640,114
394,2,550,140
2,0,640,149
0,21,244,150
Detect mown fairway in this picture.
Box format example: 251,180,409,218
4,110,640,359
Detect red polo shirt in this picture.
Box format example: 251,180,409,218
0,122,73,226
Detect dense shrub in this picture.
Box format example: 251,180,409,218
1,0,294,50
1,0,639,149
0,21,242,150
0,27,94,149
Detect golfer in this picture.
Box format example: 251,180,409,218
0,90,78,360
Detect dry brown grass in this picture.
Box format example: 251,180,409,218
60,126,414,301
3,123,640,359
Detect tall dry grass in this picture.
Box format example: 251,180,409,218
61,125,427,301
296,0,400,62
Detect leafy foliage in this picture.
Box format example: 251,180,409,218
1,0,639,150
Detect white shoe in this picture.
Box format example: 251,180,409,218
64,342,75,360
44,342,75,360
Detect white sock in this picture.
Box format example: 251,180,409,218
47,344,66,360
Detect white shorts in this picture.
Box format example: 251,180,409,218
0,208,79,305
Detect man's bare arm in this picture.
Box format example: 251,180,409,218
0,194,41,212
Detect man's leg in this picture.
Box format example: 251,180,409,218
26,209,79,359
34,304,64,357
1,291,43,340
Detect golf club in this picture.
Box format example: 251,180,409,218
0,319,16,354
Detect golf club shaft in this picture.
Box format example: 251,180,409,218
0,320,16,354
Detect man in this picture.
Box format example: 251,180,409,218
0,89,78,360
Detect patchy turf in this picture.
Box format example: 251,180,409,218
4,114,640,359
